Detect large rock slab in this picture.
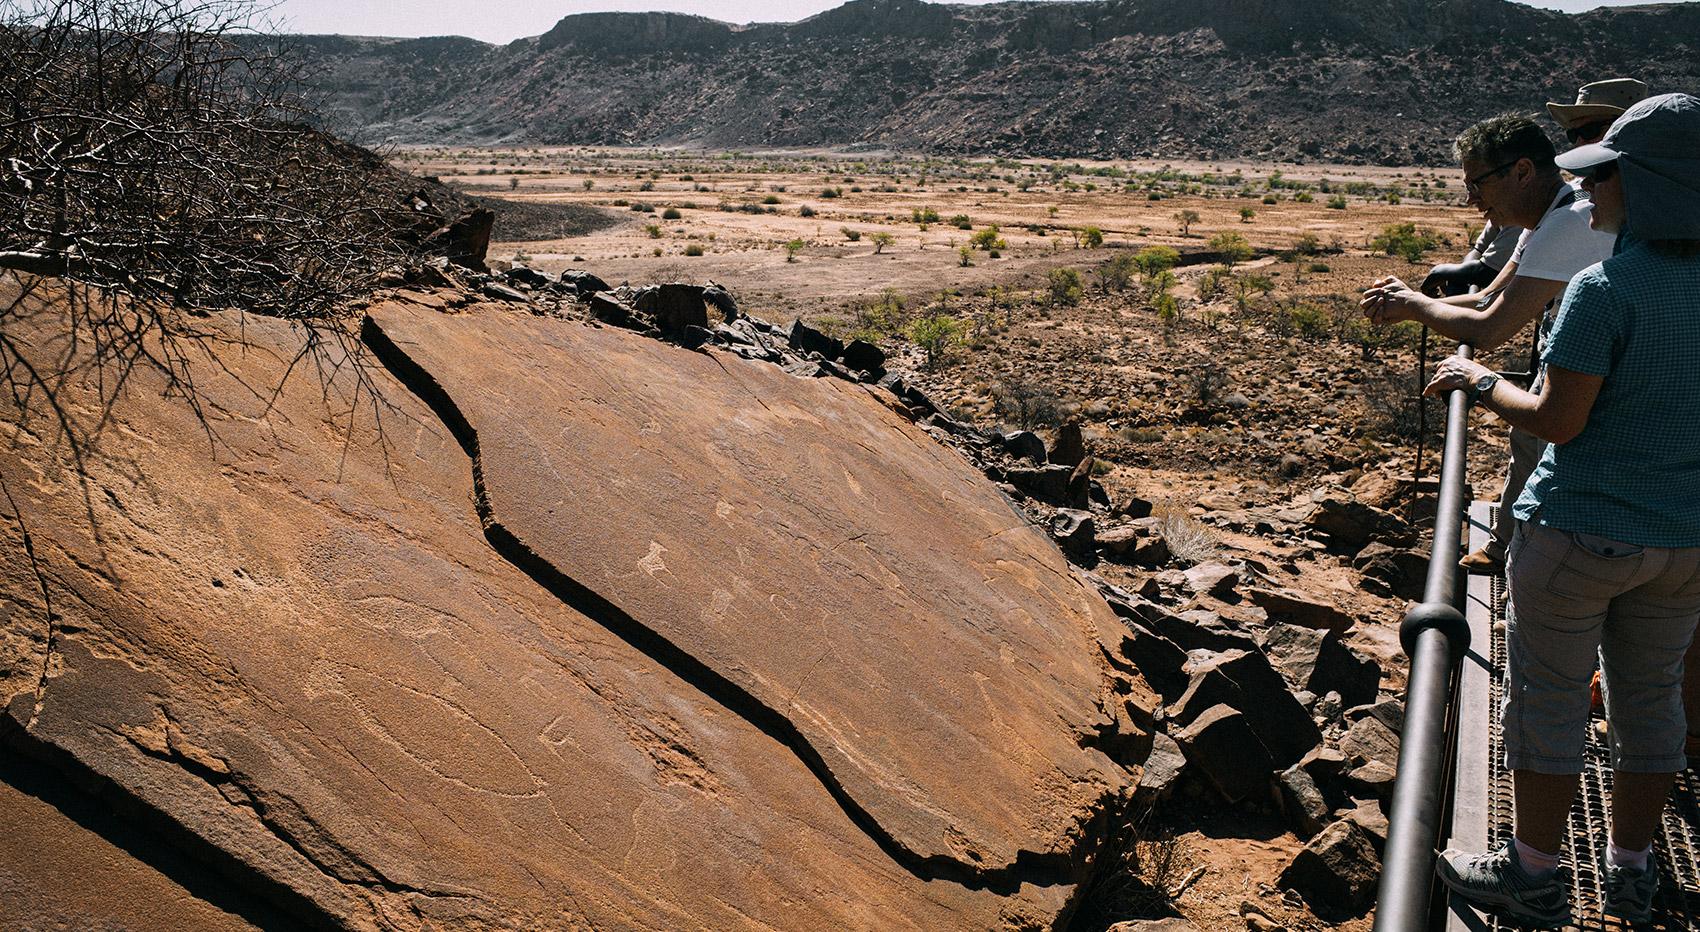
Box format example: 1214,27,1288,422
365,301,1138,875
0,286,1091,929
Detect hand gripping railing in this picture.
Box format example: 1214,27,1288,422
1372,344,1476,932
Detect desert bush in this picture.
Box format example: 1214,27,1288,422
949,214,972,229
1095,253,1139,293
820,187,841,198
853,288,906,340
644,224,662,238
762,194,781,205
799,204,816,217
1261,194,1277,205
684,243,705,256
1327,194,1348,210
1133,245,1181,282
1239,206,1256,223
1153,500,1221,565
1174,209,1200,236
1208,231,1253,266
992,380,1064,430
869,231,895,254
1232,274,1274,313
1186,361,1228,406
1294,190,1315,203
907,311,965,369
1076,226,1105,249
1372,223,1442,263
784,239,805,262
661,206,683,219
841,227,862,242
912,206,941,224
958,245,973,267
1288,302,1331,339
1293,232,1322,256
1047,267,1083,305
969,225,1007,251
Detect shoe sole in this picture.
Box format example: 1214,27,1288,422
1436,864,1569,928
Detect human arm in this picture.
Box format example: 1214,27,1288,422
1423,356,1603,445
1362,270,1564,350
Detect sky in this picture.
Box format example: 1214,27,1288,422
264,0,1695,44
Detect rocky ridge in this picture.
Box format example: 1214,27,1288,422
297,0,1700,166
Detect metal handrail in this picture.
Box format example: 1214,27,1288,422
1372,344,1477,932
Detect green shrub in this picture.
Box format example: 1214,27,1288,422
1208,231,1253,266
1134,245,1181,281
1095,252,1139,292
1327,195,1348,210
799,204,816,217
912,206,941,224
841,227,861,242
784,238,805,262
684,243,704,256
1294,191,1315,203
644,223,661,238
908,313,965,369
969,225,1007,251
661,206,682,220
1047,267,1083,305
820,187,841,198
870,231,895,254
1372,222,1442,263
762,194,781,205
950,214,972,229
1076,226,1104,248
1289,303,1331,339
1293,233,1321,256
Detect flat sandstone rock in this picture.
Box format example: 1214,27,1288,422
1,285,1143,929
366,302,1134,875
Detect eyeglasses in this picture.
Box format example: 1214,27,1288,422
1465,159,1521,195
1566,121,1612,145
1585,160,1620,183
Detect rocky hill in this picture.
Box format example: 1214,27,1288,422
297,0,1700,165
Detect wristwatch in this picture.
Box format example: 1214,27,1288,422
1465,372,1501,406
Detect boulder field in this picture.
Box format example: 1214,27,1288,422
0,280,1155,930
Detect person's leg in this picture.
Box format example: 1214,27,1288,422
1610,771,1678,851
1481,428,1547,564
1513,770,1581,854
1685,636,1700,758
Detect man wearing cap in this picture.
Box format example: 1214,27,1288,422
1361,99,1633,574
1422,93,1700,928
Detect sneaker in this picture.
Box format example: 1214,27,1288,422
1436,842,1570,928
1603,854,1659,925
1459,547,1506,575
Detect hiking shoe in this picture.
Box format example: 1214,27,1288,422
1460,547,1506,575
1437,842,1570,928
1603,854,1659,925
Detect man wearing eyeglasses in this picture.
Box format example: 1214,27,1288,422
1361,111,1619,574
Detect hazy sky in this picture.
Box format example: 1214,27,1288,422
265,0,1696,43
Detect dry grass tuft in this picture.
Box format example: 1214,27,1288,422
1153,499,1221,565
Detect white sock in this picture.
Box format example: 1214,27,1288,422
1514,837,1561,876
1609,841,1652,871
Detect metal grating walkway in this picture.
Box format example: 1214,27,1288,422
1446,502,1700,930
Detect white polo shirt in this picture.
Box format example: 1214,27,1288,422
1509,181,1615,283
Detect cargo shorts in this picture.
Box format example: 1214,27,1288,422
1503,520,1700,774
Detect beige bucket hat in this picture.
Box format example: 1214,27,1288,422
1547,78,1649,129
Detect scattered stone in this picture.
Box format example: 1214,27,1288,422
1117,494,1155,519
588,290,636,327
423,207,494,269
1050,417,1086,468
1312,690,1344,724
1353,542,1429,602
482,281,530,303
1300,746,1349,781
1245,587,1353,634
1184,562,1239,598
702,281,738,320
1003,464,1075,504
1305,491,1414,549
560,268,611,296
634,283,710,334
1000,430,1047,465
1344,697,1405,734
1103,620,1190,701
1066,456,1095,509
1106,919,1198,932
1257,624,1380,707
1278,819,1379,920
1050,509,1095,554
1338,715,1400,769
1343,798,1389,852
1173,649,1320,767
1134,731,1189,808
840,339,886,373
503,265,551,288
787,318,843,360
1344,760,1397,798
1174,704,1275,804
1277,765,1330,840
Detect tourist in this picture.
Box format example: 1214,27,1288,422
1360,112,1617,576
1423,93,1700,928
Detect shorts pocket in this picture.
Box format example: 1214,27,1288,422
1547,531,1645,599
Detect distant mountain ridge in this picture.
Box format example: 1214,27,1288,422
297,0,1700,165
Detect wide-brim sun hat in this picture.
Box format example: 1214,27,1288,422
1547,78,1649,130
1556,93,1700,240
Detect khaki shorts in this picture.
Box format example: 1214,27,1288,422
1504,520,1700,774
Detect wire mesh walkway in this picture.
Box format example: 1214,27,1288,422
1445,503,1700,931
